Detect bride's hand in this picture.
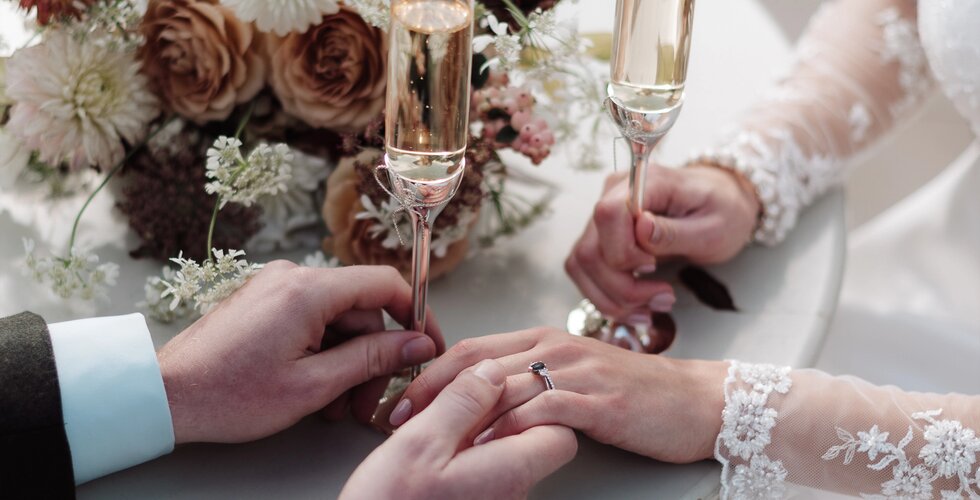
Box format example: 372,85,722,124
567,164,760,318
392,328,728,464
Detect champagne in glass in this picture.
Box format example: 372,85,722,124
384,0,473,378
568,0,695,349
607,0,694,215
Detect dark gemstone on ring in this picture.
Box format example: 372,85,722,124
530,361,546,372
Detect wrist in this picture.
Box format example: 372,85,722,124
675,358,728,461
158,353,193,446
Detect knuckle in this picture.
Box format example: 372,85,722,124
362,339,390,378
593,198,620,224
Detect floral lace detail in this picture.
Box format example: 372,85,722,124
716,361,794,499
823,409,980,499
688,2,932,246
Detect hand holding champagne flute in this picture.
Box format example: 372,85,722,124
383,0,474,378
568,0,695,348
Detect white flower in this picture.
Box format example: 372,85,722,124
205,137,293,208
4,31,158,171
857,426,891,461
721,389,778,460
159,249,263,316
345,0,389,29
431,208,475,258
249,149,328,253
141,266,192,324
736,362,792,395
301,251,341,269
730,455,787,499
474,14,521,69
220,0,340,36
23,238,119,301
0,127,30,189
919,418,980,478
881,462,934,499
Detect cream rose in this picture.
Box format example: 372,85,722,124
267,6,386,133
139,0,265,123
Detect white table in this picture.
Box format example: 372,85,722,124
0,1,845,498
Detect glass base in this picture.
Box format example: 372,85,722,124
566,299,676,354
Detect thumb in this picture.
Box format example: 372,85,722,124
400,359,507,451
302,330,436,402
636,210,710,258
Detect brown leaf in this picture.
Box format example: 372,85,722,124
678,266,738,312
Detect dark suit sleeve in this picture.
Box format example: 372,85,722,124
0,312,76,499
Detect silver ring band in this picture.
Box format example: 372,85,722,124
528,361,556,391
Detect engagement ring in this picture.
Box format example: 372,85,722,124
528,361,556,391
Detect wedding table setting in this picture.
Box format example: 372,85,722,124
0,0,845,497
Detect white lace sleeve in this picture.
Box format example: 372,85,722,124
691,0,934,245
716,361,980,499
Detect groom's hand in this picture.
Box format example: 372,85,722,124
157,261,444,445
341,360,577,499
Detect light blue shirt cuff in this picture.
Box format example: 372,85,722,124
48,313,175,484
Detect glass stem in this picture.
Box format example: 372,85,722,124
627,138,659,218
408,207,433,380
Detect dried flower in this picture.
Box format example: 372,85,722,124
118,123,262,262
160,248,262,315
5,30,159,170
267,6,387,133
139,0,265,123
17,0,96,25
219,0,340,36
204,136,293,208
23,238,119,301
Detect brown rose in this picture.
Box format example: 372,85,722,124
18,0,96,25
267,6,386,133
322,149,472,281
139,0,265,123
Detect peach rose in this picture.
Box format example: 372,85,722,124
322,149,472,281
267,6,386,133
139,0,265,123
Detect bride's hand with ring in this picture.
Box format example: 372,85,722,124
392,327,729,464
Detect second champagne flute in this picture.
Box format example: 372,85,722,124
383,0,474,378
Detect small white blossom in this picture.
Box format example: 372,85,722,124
220,0,340,36
249,149,329,253
356,194,410,249
881,462,934,499
918,418,980,478
721,389,778,460
731,455,787,500
141,266,192,323
346,0,389,29
474,14,521,70
431,208,476,258
159,249,263,316
22,238,119,301
857,426,891,461
205,137,293,208
302,251,341,269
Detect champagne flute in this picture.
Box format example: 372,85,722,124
568,0,695,350
383,0,474,379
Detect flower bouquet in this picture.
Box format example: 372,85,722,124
0,0,605,322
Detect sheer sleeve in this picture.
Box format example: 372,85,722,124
715,361,980,499
691,0,934,245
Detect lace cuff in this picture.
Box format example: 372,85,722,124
715,360,794,499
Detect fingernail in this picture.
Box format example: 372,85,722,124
649,292,676,312
472,360,505,387
473,428,495,446
644,212,662,244
635,264,657,275
389,398,412,427
401,336,434,365
627,313,652,327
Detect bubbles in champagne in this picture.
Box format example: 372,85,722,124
385,0,473,181
609,0,694,113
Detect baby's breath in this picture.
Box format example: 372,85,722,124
158,248,262,316
205,136,293,208
345,0,389,29
22,238,119,301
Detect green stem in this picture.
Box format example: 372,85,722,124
67,116,176,254
205,102,256,263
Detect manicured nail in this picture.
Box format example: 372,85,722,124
402,336,434,365
627,314,652,327
389,399,412,427
472,360,505,387
649,292,676,312
473,428,495,446
636,264,657,275
644,212,663,244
